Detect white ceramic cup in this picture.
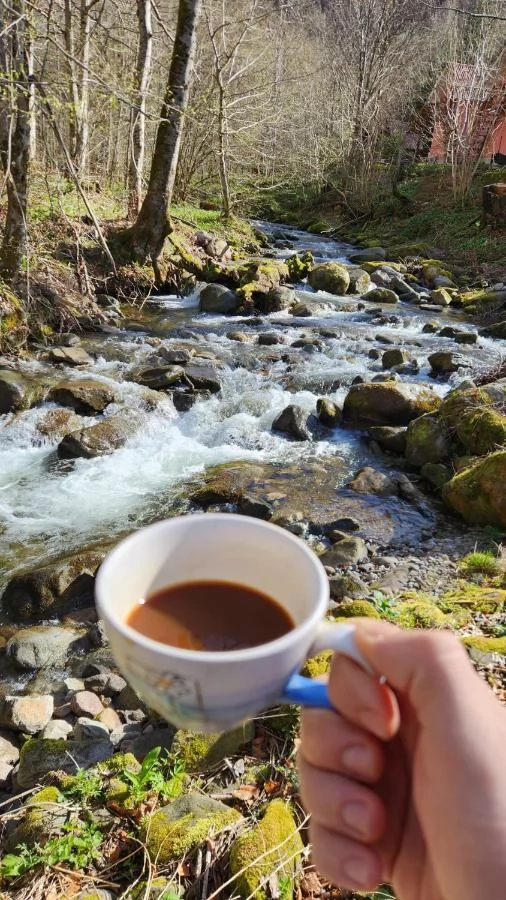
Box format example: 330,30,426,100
95,513,370,731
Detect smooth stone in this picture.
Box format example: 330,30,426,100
41,719,74,740
319,537,368,567
6,626,83,671
73,717,111,741
47,378,115,414
70,691,104,718
0,695,54,734
47,347,94,366
272,404,311,440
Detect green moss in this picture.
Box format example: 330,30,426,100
459,551,502,578
105,777,132,812
441,582,506,614
386,241,432,259
141,804,241,864
170,724,254,773
286,251,313,282
301,650,333,678
462,636,506,657
97,752,141,776
442,450,506,527
230,800,303,900
27,787,62,805
308,262,350,295
395,599,449,629
334,600,381,619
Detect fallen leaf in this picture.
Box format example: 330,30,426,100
264,779,280,795
232,784,259,802
177,861,191,876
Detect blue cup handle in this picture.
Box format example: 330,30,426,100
281,622,373,709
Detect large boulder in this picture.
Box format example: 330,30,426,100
343,383,440,427
442,451,506,527
308,262,350,295
405,414,450,467
141,793,242,864
368,426,407,454
1,548,105,621
6,626,83,670
0,369,43,414
57,411,143,459
256,286,295,313
47,378,115,415
199,284,238,314
184,363,222,393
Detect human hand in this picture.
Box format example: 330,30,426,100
298,620,506,899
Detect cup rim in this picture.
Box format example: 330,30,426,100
95,513,329,663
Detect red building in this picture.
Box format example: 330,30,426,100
428,60,506,164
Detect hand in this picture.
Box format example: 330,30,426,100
298,620,506,899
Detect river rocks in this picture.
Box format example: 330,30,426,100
439,384,506,456
70,690,104,718
132,364,185,390
368,426,407,454
184,362,222,393
362,287,399,304
17,738,114,789
421,462,453,488
289,301,313,317
308,262,350,295
347,268,371,293
149,346,194,365
343,382,440,427
328,573,368,600
73,717,110,741
2,548,105,621
481,320,506,339
84,672,127,696
258,332,285,346
6,626,83,670
141,793,242,864
453,331,477,345
199,284,238,314
48,378,115,414
319,536,368,567
348,467,397,496
48,346,94,366
41,720,74,740
272,404,311,440
382,348,409,369
0,695,54,734
0,369,43,414
405,415,450,466
238,495,273,519
230,799,303,900
57,410,143,459
349,247,386,263
442,451,506,527
316,397,342,427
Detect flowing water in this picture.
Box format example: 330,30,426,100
0,223,503,591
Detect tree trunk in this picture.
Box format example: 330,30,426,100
63,0,93,181
127,0,153,218
483,183,506,226
127,0,202,264
217,81,232,219
0,1,31,280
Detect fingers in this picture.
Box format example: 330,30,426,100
328,652,401,741
300,708,384,782
309,821,382,891
299,755,386,843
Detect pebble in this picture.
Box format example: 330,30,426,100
41,719,74,740
84,672,127,697
73,717,111,741
98,706,122,732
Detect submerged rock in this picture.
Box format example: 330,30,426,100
348,467,398,496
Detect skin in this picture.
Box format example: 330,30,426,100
298,619,506,899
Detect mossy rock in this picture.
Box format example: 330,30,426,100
440,583,506,615
395,599,449,629
458,289,506,312
141,792,242,863
17,738,114,789
462,636,506,658
308,262,350,296
301,650,333,678
362,287,398,304
334,600,381,619
405,414,450,467
170,723,254,773
421,260,454,286
97,752,141,776
286,251,313,282
238,261,289,306
362,261,405,274
386,242,432,259
343,382,440,428
127,878,174,900
229,800,304,900
27,786,63,805
442,451,506,527
307,220,330,234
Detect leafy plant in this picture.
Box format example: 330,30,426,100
460,550,501,577
0,820,104,879
61,768,104,805
122,746,185,803
1,845,41,878
369,590,399,620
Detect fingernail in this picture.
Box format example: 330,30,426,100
341,744,372,775
343,857,373,889
342,801,369,835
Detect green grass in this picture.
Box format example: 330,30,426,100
459,550,502,577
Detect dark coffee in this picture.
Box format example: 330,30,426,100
127,580,294,652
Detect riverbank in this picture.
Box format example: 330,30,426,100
1,217,506,900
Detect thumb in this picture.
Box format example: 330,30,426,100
354,619,482,725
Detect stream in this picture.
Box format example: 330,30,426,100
0,222,503,598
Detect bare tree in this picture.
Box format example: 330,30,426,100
0,0,32,279
124,0,202,266
63,0,101,180
127,0,154,217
